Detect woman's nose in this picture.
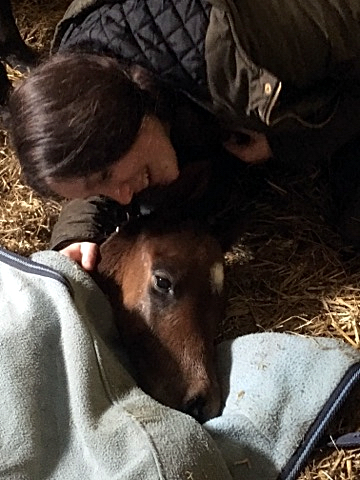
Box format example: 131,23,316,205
112,184,133,205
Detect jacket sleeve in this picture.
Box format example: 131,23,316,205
50,196,130,250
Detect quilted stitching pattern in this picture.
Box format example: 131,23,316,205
59,0,210,94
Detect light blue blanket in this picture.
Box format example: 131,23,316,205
0,247,359,480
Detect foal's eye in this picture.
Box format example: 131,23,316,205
155,275,172,291
152,273,174,295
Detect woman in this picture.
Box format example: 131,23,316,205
8,0,360,268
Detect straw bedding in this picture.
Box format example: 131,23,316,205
1,1,360,477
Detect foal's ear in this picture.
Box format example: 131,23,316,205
91,232,131,306
96,232,132,274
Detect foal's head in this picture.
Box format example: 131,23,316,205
96,218,225,422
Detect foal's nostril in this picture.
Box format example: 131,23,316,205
183,395,207,423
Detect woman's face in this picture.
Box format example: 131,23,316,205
49,116,179,205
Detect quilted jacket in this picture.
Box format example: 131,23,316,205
52,0,360,131
50,0,360,249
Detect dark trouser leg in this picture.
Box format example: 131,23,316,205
0,0,38,71
0,60,11,104
329,135,360,248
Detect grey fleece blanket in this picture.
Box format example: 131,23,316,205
0,247,359,480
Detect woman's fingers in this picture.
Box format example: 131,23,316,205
80,242,99,271
59,242,99,271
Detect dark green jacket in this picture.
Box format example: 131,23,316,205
50,0,360,249
206,0,360,130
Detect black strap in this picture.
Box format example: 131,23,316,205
279,362,360,480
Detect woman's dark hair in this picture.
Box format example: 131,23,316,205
8,52,173,196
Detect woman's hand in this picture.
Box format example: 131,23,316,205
223,129,272,164
59,242,99,271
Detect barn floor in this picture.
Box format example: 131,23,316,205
1,1,360,478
